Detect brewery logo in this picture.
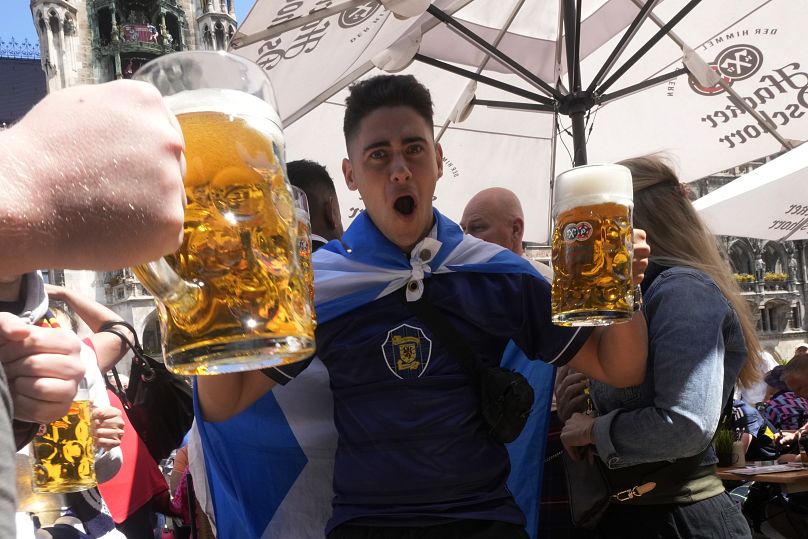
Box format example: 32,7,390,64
382,324,432,379
339,2,382,28
716,45,763,80
688,44,764,96
563,221,593,242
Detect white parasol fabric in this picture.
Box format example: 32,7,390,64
693,142,808,241
233,0,808,242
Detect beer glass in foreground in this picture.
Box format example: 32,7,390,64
133,51,315,375
31,379,96,493
551,164,634,326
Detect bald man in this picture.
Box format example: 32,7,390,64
460,187,526,256
461,188,554,539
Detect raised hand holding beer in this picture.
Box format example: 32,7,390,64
0,315,85,424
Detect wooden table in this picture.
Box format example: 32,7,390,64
718,465,808,494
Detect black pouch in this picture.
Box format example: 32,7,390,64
402,288,534,443
479,366,534,443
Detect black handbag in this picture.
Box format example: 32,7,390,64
403,289,534,444
100,320,194,462
564,449,613,529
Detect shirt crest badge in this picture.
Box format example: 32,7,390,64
382,324,432,379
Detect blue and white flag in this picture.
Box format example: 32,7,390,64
313,209,541,323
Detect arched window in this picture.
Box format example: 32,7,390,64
728,240,754,275
762,299,791,332
49,10,60,35
63,15,75,36
38,12,47,34
165,13,181,49
203,24,213,49
97,8,113,44
762,241,786,274
142,310,162,356
214,21,225,50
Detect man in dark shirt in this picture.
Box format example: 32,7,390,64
287,159,344,251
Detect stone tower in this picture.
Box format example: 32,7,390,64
196,0,237,51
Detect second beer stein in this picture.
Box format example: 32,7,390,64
133,51,315,375
292,185,315,309
551,164,634,326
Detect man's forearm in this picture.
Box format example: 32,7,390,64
593,311,648,388
196,370,276,423
0,131,55,275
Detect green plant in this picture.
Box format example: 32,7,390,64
714,427,736,454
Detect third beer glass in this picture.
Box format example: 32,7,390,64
551,164,634,326
133,51,315,374
31,378,96,493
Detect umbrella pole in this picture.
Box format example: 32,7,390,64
562,0,587,166
569,108,587,166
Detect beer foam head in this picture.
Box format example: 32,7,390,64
553,163,633,214
166,88,283,130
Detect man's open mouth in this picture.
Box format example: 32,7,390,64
393,195,416,216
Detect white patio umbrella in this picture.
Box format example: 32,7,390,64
231,0,808,242
693,142,808,242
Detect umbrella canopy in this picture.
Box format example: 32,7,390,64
232,0,808,242
693,142,808,241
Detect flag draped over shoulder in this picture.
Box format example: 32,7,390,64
313,209,541,322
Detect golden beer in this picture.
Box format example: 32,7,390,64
31,399,96,493
296,209,315,304
133,89,315,375
551,164,634,326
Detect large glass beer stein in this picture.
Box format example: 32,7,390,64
31,378,96,493
133,51,315,375
551,164,634,326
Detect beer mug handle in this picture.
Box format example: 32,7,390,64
134,258,204,315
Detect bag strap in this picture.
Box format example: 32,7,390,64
98,320,157,382
106,365,132,409
399,287,484,381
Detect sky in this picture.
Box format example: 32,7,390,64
0,0,257,48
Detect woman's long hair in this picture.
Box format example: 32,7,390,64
618,155,762,388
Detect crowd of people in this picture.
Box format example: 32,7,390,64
0,71,806,539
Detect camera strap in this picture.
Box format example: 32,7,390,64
399,286,484,381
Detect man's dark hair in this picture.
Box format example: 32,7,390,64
343,74,434,146
287,159,337,210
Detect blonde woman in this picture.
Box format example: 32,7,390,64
561,155,763,538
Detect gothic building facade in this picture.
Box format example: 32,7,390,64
690,156,808,362
28,0,237,354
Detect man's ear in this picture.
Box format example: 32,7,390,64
512,217,524,247
342,158,358,191
435,142,444,179
324,195,339,231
